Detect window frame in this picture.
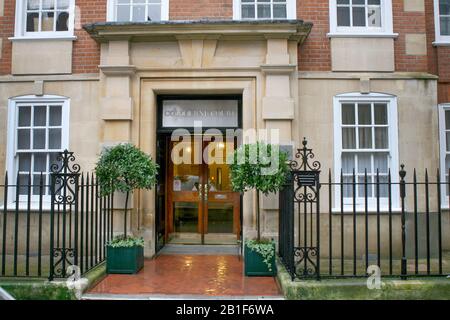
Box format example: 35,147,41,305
333,92,400,212
6,95,70,206
14,0,76,39
439,104,450,207
329,0,395,37
107,0,169,22
232,0,296,20
434,0,450,45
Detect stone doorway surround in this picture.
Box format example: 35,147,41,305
83,20,313,257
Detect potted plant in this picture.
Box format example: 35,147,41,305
95,143,158,274
229,142,288,276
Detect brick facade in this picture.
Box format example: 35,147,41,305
169,0,233,20
72,0,107,74
0,0,14,75
297,0,331,71
0,0,448,91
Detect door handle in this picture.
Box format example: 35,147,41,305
204,184,209,201
198,184,203,200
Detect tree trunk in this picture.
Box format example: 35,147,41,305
256,190,260,242
124,191,129,237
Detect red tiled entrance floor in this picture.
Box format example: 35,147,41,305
89,255,281,297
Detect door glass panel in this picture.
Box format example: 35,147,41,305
172,140,201,191
204,141,234,191
207,202,233,234
173,202,198,233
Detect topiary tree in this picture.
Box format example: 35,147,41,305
229,142,289,242
95,143,159,237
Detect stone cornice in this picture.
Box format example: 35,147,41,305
99,65,137,76
83,20,313,44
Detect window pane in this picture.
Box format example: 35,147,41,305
49,129,62,149
41,12,55,31
337,7,351,26
18,174,29,195
117,5,131,21
34,153,47,172
18,129,31,149
368,6,381,27
26,12,39,32
337,0,350,4
358,176,372,198
357,153,371,174
374,103,387,124
57,0,70,10
132,5,146,22
343,176,353,198
440,0,450,15
376,176,388,197
358,128,372,148
342,103,355,124
374,153,388,173
446,132,450,151
342,153,355,174
56,11,69,31
445,110,450,129
49,106,62,126
147,4,161,21
368,0,381,4
441,17,450,36
42,0,56,10
352,7,366,27
33,129,46,149
18,153,32,172
358,103,372,124
257,4,271,18
33,174,45,195
34,105,47,126
18,107,31,127
27,0,40,10
49,152,61,172
375,127,388,149
242,5,255,18
273,4,287,18
342,128,356,149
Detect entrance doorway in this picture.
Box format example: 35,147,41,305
167,138,241,244
155,95,243,249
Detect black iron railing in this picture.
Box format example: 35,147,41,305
279,139,450,280
0,150,114,280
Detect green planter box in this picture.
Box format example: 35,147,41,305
106,245,144,274
244,242,277,277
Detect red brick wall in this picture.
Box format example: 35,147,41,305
72,0,106,74
297,0,331,71
392,0,428,72
0,0,105,75
170,0,232,20
0,0,14,75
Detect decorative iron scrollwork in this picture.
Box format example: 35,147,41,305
51,150,81,175
294,247,319,278
52,248,76,278
49,150,81,281
289,138,322,171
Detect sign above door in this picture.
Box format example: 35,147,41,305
162,99,239,128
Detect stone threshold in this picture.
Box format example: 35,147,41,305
82,293,284,300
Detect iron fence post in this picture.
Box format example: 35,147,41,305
399,164,407,280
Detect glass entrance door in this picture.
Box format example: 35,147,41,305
167,137,240,244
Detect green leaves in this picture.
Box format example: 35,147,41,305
246,239,275,272
95,143,159,196
108,235,145,248
229,142,289,195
